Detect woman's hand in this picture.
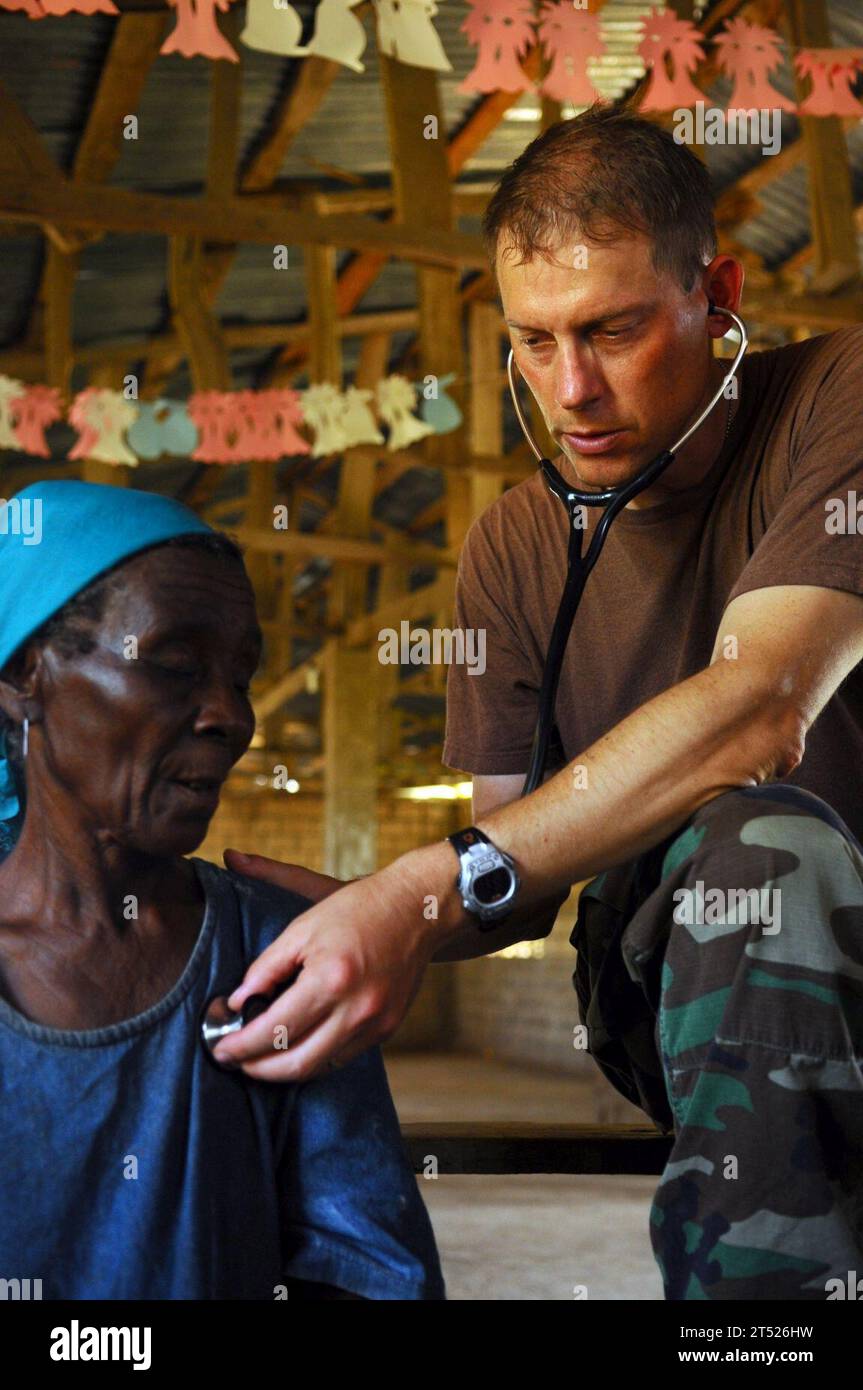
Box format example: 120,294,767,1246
212,843,465,1082
223,848,347,904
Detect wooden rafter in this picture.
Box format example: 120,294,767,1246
781,0,860,292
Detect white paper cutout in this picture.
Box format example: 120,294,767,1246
338,386,385,446
301,384,351,457
374,0,452,73
68,389,139,467
0,376,25,449
240,0,304,57
376,375,435,450
297,0,368,71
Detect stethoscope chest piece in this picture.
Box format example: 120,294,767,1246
200,992,273,1067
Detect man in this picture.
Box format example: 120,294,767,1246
214,106,863,1300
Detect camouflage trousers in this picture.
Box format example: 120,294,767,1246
571,783,863,1300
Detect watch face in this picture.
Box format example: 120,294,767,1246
473,866,513,906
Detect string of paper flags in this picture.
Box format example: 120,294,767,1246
2,3,862,118
0,372,464,466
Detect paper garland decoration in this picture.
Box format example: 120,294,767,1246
1,2,861,115
0,379,63,456
0,0,118,12
68,389,139,466
240,0,451,73
714,18,797,112
127,399,200,461
537,3,606,106
794,48,863,118
0,374,460,465
375,0,452,73
460,0,535,95
637,7,706,111
240,0,304,60
415,372,462,434
161,0,241,63
301,0,368,71
376,375,435,449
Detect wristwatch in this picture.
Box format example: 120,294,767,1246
446,826,521,928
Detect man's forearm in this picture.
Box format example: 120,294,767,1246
414,659,803,961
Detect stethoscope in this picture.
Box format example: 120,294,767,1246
507,304,748,799
200,305,748,1065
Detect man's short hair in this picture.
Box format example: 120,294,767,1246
482,103,718,293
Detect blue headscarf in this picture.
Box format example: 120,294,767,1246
0,480,215,858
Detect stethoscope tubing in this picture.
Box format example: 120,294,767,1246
507,308,749,797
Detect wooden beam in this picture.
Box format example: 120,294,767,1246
167,237,231,390
328,335,389,624
380,51,469,563
782,200,863,279
305,228,341,387
0,178,486,269
0,80,63,187
781,0,860,292
322,641,378,877
74,16,168,183
43,245,76,400
260,44,547,386
345,572,456,647
0,308,420,381
234,525,457,569
468,299,505,520
241,54,345,193
743,289,863,330
23,16,167,363
253,658,319,723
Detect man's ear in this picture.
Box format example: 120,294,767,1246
0,645,44,726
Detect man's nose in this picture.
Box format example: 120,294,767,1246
193,672,252,741
554,343,603,412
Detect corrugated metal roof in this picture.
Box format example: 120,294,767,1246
1,0,861,498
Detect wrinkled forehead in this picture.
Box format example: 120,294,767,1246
89,545,260,644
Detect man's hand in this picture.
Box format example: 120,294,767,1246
224,848,347,903
212,843,466,1081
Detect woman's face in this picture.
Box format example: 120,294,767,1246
28,545,262,858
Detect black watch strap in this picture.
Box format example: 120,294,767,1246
448,826,490,856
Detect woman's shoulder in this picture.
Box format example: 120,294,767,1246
190,857,314,955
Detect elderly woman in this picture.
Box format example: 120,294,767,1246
0,480,444,1301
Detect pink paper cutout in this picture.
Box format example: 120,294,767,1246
223,390,260,463
0,0,45,15
459,0,535,94
253,389,311,459
187,391,233,463
9,385,62,458
637,7,705,111
714,18,796,112
162,0,240,62
795,48,863,118
537,2,606,105
40,0,118,12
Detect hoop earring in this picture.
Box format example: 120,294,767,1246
22,716,29,760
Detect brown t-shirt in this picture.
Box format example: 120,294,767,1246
443,325,863,845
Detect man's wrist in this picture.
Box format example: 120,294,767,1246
390,839,472,949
